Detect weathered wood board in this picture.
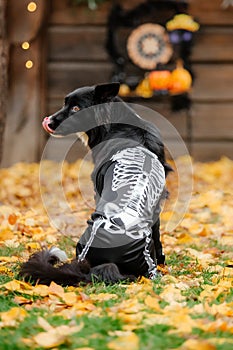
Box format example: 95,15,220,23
49,0,233,26
47,63,233,102
48,26,233,63
3,0,233,164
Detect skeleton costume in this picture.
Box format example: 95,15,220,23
19,84,171,286
76,137,166,278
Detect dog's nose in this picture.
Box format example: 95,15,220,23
42,116,54,133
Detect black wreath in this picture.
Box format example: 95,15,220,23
106,0,191,70
105,0,198,110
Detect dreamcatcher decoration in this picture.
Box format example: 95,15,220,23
106,0,199,110
127,23,173,70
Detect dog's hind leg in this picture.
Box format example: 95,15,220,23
151,219,165,265
90,263,135,284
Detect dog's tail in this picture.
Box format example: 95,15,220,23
19,247,134,286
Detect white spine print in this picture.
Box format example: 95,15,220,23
124,172,149,216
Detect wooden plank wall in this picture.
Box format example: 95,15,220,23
0,0,8,163
46,0,233,161
1,0,48,167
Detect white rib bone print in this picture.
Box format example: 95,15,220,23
111,147,165,218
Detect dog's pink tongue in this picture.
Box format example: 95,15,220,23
42,117,54,133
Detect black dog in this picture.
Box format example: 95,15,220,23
20,83,172,285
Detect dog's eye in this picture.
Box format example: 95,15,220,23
71,106,80,112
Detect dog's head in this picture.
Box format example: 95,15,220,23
42,83,120,137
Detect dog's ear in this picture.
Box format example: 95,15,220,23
94,83,120,102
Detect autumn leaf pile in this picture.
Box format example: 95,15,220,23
0,157,232,350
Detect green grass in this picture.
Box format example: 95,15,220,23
136,325,184,350
56,235,77,258
0,244,25,258
0,274,12,285
0,311,46,350
0,309,185,350
166,252,193,269
0,294,18,312
0,241,232,349
0,308,120,349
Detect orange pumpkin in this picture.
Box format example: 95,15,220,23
169,62,192,94
148,70,171,90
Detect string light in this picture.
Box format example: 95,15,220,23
21,41,30,50
25,60,34,69
23,3,37,69
27,2,37,12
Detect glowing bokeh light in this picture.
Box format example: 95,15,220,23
27,2,37,12
22,42,30,50
25,60,34,69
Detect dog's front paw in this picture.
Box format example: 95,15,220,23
149,269,162,280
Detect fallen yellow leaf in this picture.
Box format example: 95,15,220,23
0,266,14,276
26,242,41,250
207,338,233,345
34,331,67,348
48,281,64,298
37,316,53,331
14,296,32,305
33,324,83,348
62,292,78,306
198,318,232,333
73,348,95,350
0,307,27,327
144,295,161,311
89,293,118,302
186,248,213,262
117,312,144,325
160,284,186,303
108,332,139,350
0,228,14,241
0,256,18,262
0,279,32,292
110,298,143,315
178,339,216,350
177,232,195,244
